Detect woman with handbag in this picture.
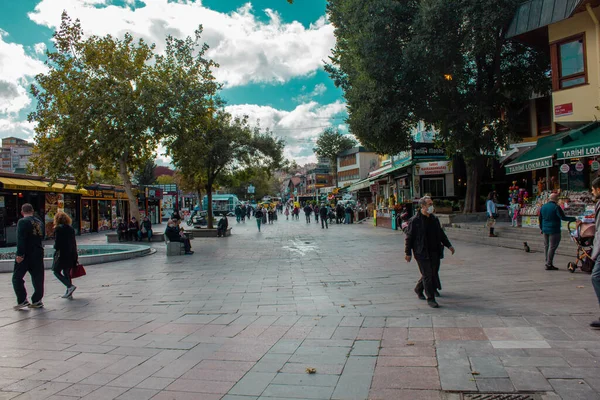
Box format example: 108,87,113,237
53,212,78,299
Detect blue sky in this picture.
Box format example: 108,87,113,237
0,0,347,165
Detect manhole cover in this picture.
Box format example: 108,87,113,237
462,394,541,400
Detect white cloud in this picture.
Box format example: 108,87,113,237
293,83,327,103
226,100,347,164
0,30,47,116
0,117,37,140
28,0,335,88
33,42,46,55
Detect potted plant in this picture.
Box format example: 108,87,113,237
433,199,453,214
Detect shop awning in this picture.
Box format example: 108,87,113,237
0,177,88,194
347,178,371,192
556,124,600,159
505,130,576,175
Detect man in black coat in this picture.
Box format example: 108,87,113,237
319,204,329,229
13,203,45,310
164,220,193,254
405,196,455,308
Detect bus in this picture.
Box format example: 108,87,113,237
202,194,240,216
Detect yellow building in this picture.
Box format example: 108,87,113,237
508,0,600,126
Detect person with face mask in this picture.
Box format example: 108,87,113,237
589,177,600,328
405,196,455,308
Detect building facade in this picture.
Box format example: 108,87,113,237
1,137,33,173
336,147,379,188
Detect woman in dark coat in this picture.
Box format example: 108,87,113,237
53,212,78,299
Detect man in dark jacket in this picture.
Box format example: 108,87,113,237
405,196,455,308
319,204,329,229
164,220,193,254
589,177,600,328
539,193,576,270
13,203,45,310
117,218,128,241
128,217,140,242
303,205,312,224
217,216,229,237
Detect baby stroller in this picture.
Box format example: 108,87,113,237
567,221,595,273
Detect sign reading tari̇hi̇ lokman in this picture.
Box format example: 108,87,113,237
557,144,600,160
505,157,553,175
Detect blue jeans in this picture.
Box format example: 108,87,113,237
345,213,351,224
592,257,600,306
138,229,153,241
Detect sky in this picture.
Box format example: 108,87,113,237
0,0,348,165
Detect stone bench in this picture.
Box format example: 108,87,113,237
106,231,164,243
164,234,186,256
189,227,232,238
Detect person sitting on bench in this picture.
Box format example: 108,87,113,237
217,216,229,237
164,219,193,255
138,216,153,242
117,218,128,242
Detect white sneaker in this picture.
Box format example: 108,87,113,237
13,300,30,311
62,286,77,298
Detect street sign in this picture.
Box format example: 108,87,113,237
247,185,255,194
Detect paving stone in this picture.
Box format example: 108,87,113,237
469,356,508,378
271,373,339,387
228,372,276,396
350,341,380,357
116,388,159,400
371,366,440,390
475,378,515,392
368,389,442,400
332,372,373,400
261,384,335,399
549,379,600,400
505,367,553,391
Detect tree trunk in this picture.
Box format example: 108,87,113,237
463,158,482,214
331,158,338,187
118,158,140,222
206,179,214,229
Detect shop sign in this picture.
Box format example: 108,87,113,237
415,161,453,175
557,144,600,160
592,161,600,171
505,157,553,175
554,103,573,117
560,164,570,173
575,162,585,172
412,142,445,158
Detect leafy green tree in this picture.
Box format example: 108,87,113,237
156,174,175,185
134,160,157,186
326,0,549,212
28,12,162,221
313,127,357,186
167,111,285,228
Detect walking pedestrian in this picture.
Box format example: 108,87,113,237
589,177,600,328
304,204,312,224
314,205,320,223
320,204,329,229
345,205,353,224
336,203,344,224
235,204,242,223
285,206,290,220
486,192,498,237
13,203,45,310
255,207,264,232
405,196,455,308
241,204,246,222
540,193,576,271
52,211,78,299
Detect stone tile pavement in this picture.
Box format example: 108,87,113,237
0,216,598,399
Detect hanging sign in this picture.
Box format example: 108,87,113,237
592,161,600,171
575,162,585,172
560,164,570,173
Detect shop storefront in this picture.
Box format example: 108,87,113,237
80,188,129,234
137,187,162,224
413,160,455,198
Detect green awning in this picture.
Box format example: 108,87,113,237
505,130,576,175
556,124,600,159
506,0,584,39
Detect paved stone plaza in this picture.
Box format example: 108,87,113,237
0,217,598,400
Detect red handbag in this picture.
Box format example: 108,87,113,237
71,262,86,279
